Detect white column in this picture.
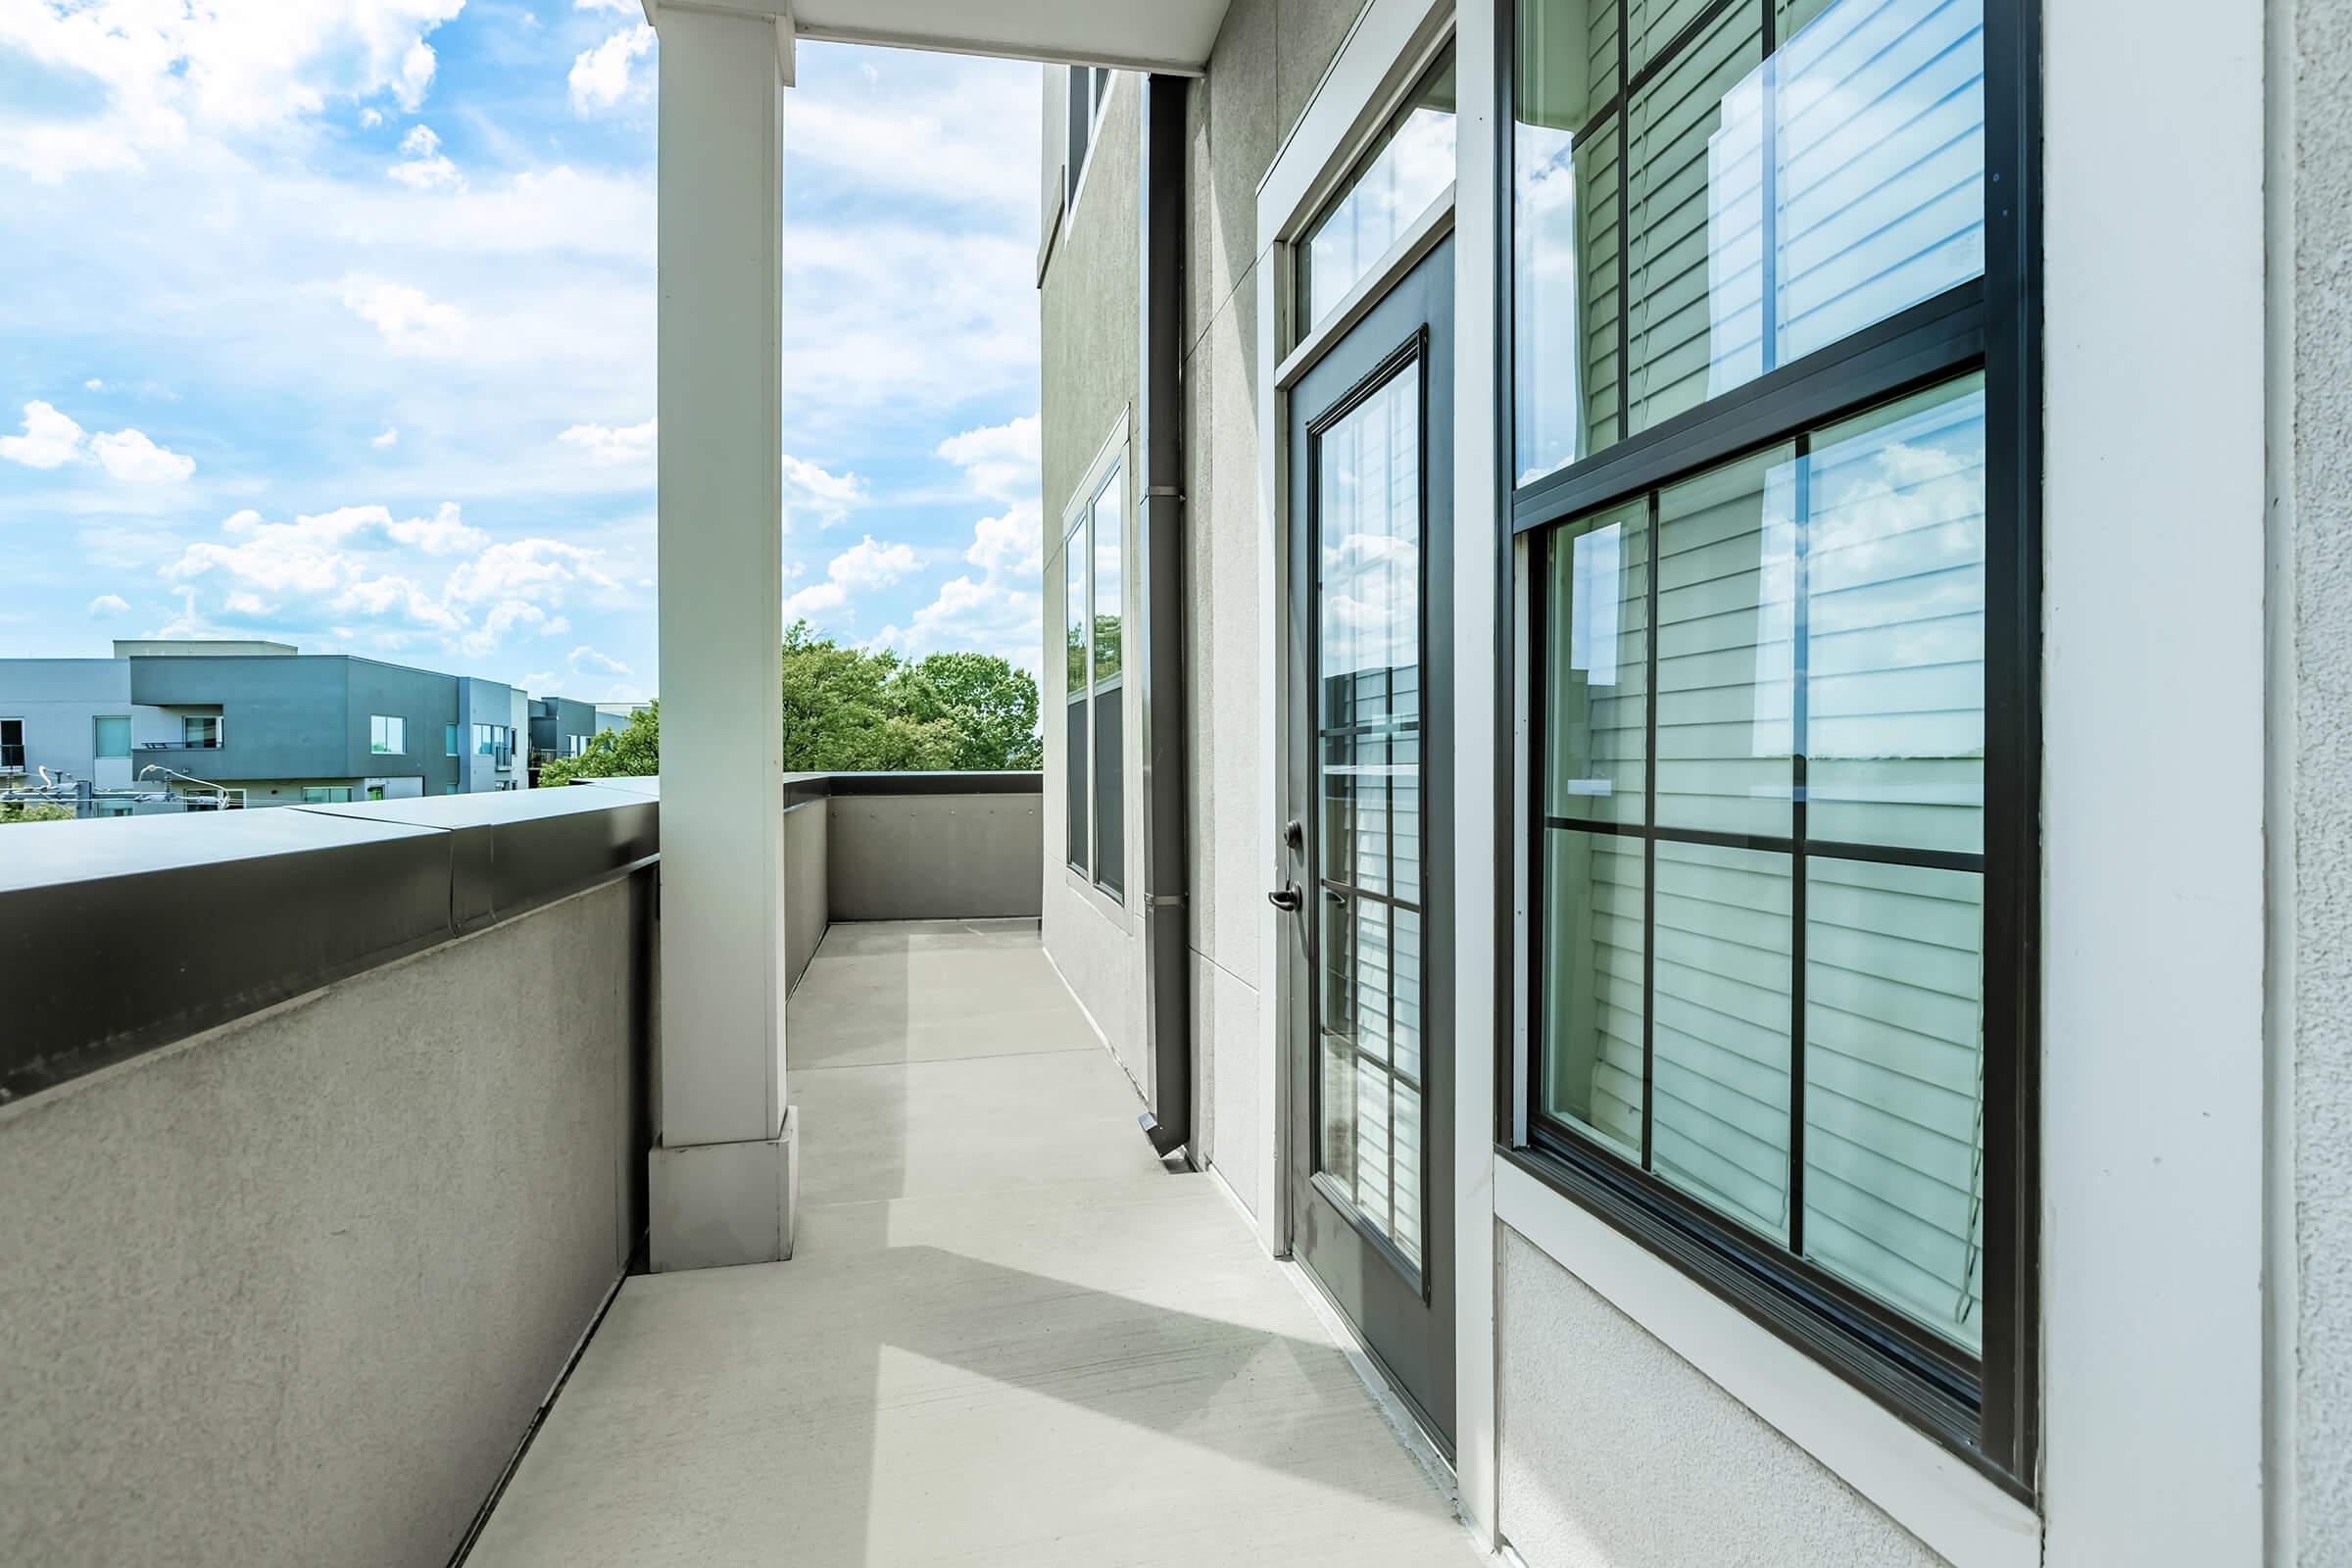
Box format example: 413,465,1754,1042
646,0,797,1272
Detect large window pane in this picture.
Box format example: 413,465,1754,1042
1063,524,1087,871
1541,828,1645,1157
1318,369,1421,734
1654,442,1794,835
1774,0,1985,365
1516,112,1622,483
1625,3,1766,434
93,715,130,759
1515,0,1986,481
1650,840,1793,1239
1092,473,1123,684
1804,373,1987,853
1094,688,1124,896
1802,857,1984,1349
1299,48,1457,335
1544,499,1648,824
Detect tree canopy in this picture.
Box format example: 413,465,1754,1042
539,622,1042,786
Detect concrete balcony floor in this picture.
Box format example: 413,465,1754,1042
470,919,1481,1566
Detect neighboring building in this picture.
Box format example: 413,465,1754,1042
0,641,535,812
1031,1,2342,1564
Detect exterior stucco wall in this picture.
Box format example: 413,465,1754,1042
1041,68,1149,1096
1497,1227,1946,1567
0,877,649,1568
2284,0,2352,1557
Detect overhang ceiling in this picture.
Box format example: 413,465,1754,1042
651,0,1235,75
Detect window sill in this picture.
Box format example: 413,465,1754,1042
1494,1152,2039,1568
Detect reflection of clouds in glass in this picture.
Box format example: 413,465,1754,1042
1304,91,1457,328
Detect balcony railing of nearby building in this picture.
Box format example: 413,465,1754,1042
0,770,1041,1568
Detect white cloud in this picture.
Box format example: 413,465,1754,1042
783,453,866,529
569,644,632,676
935,414,1039,502
158,501,621,659
389,122,461,189
372,424,400,448
889,571,1042,675
574,0,640,11
341,279,467,356
0,0,465,181
87,593,130,617
83,377,105,391
559,416,657,466
0,401,87,468
964,501,1042,577
0,400,192,479
569,25,655,115
88,426,196,482
361,108,385,129
783,533,916,623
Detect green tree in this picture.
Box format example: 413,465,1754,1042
536,701,660,787
0,801,74,824
535,624,1043,785
900,650,1043,770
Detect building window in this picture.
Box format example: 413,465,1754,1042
1298,44,1457,336
303,786,353,804
93,715,131,760
0,718,22,770
1061,451,1127,900
1511,0,2033,1491
1064,66,1114,207
567,734,591,758
472,723,514,764
367,784,386,802
182,714,222,749
446,723,461,757
368,714,406,755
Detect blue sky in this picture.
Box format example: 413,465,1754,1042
0,1,1045,702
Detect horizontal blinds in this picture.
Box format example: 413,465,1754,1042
1804,857,1984,1343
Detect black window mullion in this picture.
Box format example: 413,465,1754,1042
1616,0,1632,441
1787,430,1810,1256
1759,2,1780,378
1640,485,1659,1169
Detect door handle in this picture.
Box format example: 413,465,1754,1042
1266,882,1303,912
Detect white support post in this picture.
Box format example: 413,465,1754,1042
647,0,798,1272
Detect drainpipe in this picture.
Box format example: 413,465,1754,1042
1135,73,1193,1163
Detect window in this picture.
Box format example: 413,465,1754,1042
446,723,461,757
367,784,387,802
1064,67,1113,206
0,718,23,770
303,786,353,804
1298,45,1458,335
93,716,131,760
1061,452,1126,898
182,714,222,749
567,734,591,758
369,714,406,755
1512,0,2034,1492
472,722,514,764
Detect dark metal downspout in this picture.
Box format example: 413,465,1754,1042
1135,73,1193,1163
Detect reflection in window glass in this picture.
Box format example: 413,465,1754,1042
1298,47,1457,335
1545,500,1648,824
1534,371,1989,1350
1804,373,1986,854
1541,828,1644,1156
1514,0,1986,481
1653,442,1795,836
1063,522,1087,871
1313,364,1427,1274
1803,857,1984,1349
1651,839,1792,1240
1092,472,1122,684
93,715,130,759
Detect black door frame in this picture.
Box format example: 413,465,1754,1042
1279,235,1457,1453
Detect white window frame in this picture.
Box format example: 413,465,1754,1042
182,712,223,749
92,714,132,760
1059,416,1131,917
368,714,406,756
1063,66,1119,222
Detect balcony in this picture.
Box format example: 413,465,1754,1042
0,774,1472,1566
